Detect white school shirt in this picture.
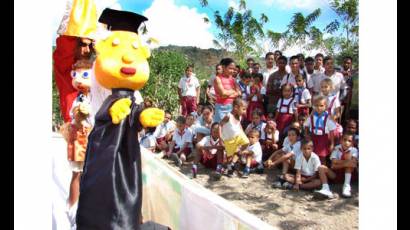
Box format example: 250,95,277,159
304,68,313,85
246,85,266,102
326,71,346,99
245,122,266,138
141,133,156,149
294,152,321,176
294,87,311,104
323,93,341,116
178,75,200,97
221,113,243,141
330,145,359,160
247,141,263,164
282,139,302,160
313,66,325,75
280,73,297,86
198,136,222,155
153,121,176,139
276,98,297,114
261,130,279,142
262,67,276,87
172,128,192,149
307,73,326,95
303,113,337,135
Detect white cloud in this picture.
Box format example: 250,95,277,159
142,0,215,49
263,0,326,10
228,0,239,11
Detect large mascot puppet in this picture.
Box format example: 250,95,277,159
75,8,164,230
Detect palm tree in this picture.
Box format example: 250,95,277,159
213,2,267,64
285,8,322,52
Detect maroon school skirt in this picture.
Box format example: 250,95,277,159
276,113,294,134
311,134,330,157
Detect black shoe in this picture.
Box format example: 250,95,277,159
227,168,234,177
242,171,250,178
191,167,197,179
271,181,283,189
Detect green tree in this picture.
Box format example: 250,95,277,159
326,0,359,65
266,9,323,52
207,0,268,65
141,50,190,115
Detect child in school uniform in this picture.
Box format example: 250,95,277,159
246,73,266,122
280,139,323,192
260,120,279,161
185,113,196,143
329,132,359,197
238,129,264,178
304,95,337,165
265,128,302,187
140,127,157,152
345,119,359,148
167,116,193,167
245,109,266,138
178,66,201,116
294,74,312,117
320,78,343,144
193,105,214,144
220,98,250,177
192,122,225,179
153,111,176,153
274,84,298,137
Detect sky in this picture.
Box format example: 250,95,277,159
52,0,344,56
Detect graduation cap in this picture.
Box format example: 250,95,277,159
98,8,148,34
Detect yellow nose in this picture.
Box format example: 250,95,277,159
122,54,135,64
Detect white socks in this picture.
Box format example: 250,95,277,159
344,173,352,186
322,183,330,190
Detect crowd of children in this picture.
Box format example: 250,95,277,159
140,51,359,199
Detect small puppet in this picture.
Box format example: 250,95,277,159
64,59,93,224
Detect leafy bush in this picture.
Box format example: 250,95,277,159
141,50,191,115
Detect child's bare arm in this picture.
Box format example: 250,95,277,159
177,142,189,155
293,170,302,190
328,131,335,152
196,87,201,104
274,111,279,121
168,141,175,154
293,109,298,122
177,88,182,100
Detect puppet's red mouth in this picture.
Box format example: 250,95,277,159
120,67,136,76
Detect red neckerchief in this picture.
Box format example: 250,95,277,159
178,129,185,137
339,146,351,160
210,137,220,146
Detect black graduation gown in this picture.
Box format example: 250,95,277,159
76,88,143,230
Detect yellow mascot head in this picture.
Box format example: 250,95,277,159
94,8,151,91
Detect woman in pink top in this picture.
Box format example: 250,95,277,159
213,58,242,122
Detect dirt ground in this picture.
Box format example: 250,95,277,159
163,156,359,230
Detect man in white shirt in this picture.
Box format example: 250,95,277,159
262,52,276,87
280,55,301,87
313,53,325,74
322,56,347,100
178,66,201,116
